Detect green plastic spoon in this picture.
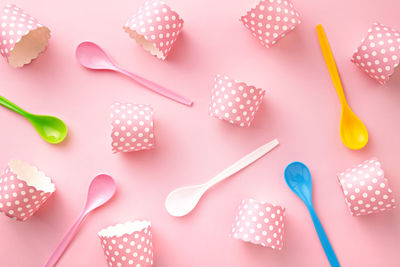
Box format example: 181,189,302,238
0,95,67,144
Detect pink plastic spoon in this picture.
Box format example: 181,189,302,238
76,41,193,106
44,174,116,267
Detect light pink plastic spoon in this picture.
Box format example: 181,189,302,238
76,41,193,106
44,174,116,267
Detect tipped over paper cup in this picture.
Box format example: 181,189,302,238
209,74,265,127
0,160,55,221
241,0,301,48
110,102,155,153
337,158,396,216
232,199,285,250
0,4,50,67
123,0,184,60
98,220,154,267
351,22,400,85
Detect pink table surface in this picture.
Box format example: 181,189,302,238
0,0,399,266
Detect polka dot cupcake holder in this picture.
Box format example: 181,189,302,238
111,102,155,153
0,4,50,67
98,220,154,267
337,158,396,216
231,198,285,250
351,22,400,85
209,74,265,127
240,0,301,48
0,160,55,221
123,0,184,60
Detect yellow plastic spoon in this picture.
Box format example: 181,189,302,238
316,24,368,150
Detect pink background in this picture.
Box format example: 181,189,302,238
0,0,399,266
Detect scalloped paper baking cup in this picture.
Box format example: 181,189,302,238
232,199,285,250
241,0,301,48
111,102,155,153
123,0,184,60
337,158,396,216
0,4,50,67
209,74,265,127
98,220,153,267
351,22,400,85
0,160,55,221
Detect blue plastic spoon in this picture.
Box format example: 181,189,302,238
284,162,340,267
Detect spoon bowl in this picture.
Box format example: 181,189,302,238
284,162,312,205
76,42,116,71
28,114,68,144
339,106,369,150
165,184,205,217
84,174,117,212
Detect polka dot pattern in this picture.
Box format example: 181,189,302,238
0,162,54,221
124,0,184,60
351,22,400,85
232,199,285,250
0,4,50,67
241,0,301,48
111,102,155,153
98,222,153,267
209,74,265,127
337,158,396,216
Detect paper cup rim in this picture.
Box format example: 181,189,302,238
337,157,382,178
8,26,51,67
7,160,55,193
231,234,283,249
98,220,151,238
215,74,266,94
123,27,165,59
241,198,285,212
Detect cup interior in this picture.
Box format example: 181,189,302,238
8,26,51,67
98,220,151,238
8,160,55,193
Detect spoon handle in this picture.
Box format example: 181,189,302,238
307,206,340,267
205,139,279,188
0,95,28,116
115,67,193,106
44,212,87,267
316,25,347,106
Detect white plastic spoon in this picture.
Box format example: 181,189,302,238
165,139,279,217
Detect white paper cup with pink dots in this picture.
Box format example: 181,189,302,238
337,158,396,216
231,199,285,250
0,160,55,221
98,220,154,267
241,0,301,48
0,4,50,67
209,74,265,127
110,102,155,153
123,0,184,60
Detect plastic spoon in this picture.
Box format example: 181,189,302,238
165,139,279,217
0,95,67,144
316,25,368,150
284,162,340,267
75,41,193,107
44,174,116,267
